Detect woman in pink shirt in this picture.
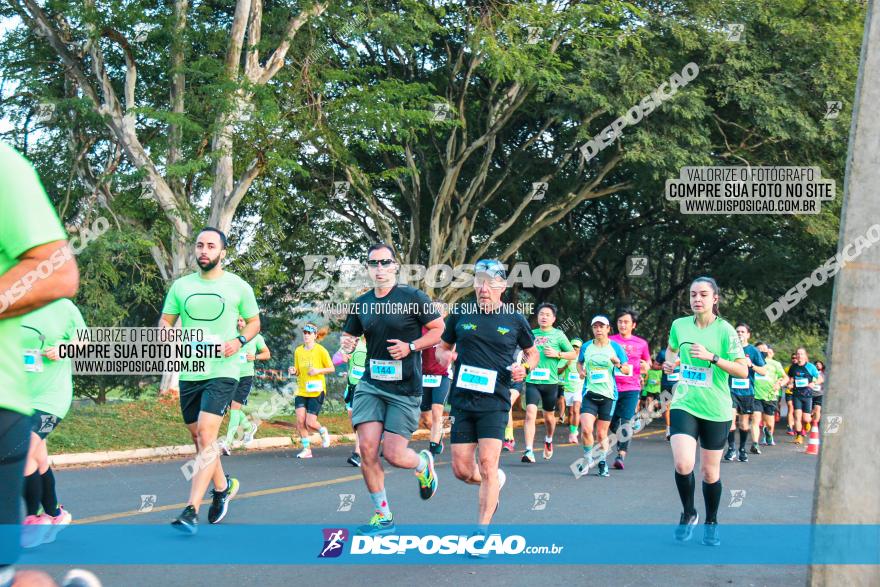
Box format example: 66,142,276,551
608,309,652,470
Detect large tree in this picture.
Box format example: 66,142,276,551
3,0,327,279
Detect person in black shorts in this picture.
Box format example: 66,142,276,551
787,348,823,444
665,277,749,547
0,142,79,583
811,360,826,426
436,260,538,541
340,243,445,536
161,227,261,534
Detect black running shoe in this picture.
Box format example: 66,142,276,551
171,505,198,534
702,522,721,546
750,443,761,455
737,448,749,462
674,511,699,542
723,447,736,461
347,452,362,467
597,461,609,477
208,476,239,524
429,441,444,456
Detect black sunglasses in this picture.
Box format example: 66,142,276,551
366,259,395,267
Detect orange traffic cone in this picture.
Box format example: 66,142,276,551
805,427,820,455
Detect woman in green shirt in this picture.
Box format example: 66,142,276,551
663,277,748,547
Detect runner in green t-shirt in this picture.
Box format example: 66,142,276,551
219,318,270,455
754,342,789,446
576,316,632,477
20,298,85,546
0,142,78,571
559,338,584,444
161,227,261,534
521,303,576,463
664,276,748,547
642,362,663,416
336,336,367,467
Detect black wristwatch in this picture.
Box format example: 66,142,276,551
408,342,417,353
237,335,248,346
710,354,720,364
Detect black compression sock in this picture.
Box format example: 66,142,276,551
727,429,736,449
41,468,60,516
703,479,722,524
24,472,42,516
739,428,749,450
674,471,696,516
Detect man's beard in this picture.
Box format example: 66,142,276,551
197,255,221,271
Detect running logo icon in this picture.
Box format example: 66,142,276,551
825,101,842,120
319,528,349,558
138,494,157,512
823,415,843,434
626,256,649,277
337,494,355,512
496,327,510,335
728,489,746,508
529,182,548,201
531,493,550,511
525,26,543,44
333,181,350,198
38,414,55,434
725,23,744,42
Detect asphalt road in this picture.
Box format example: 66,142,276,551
19,421,819,586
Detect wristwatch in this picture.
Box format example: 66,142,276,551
237,335,247,346
408,342,417,353
710,354,720,364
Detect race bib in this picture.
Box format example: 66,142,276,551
422,374,442,388
588,370,609,384
350,366,365,381
23,350,43,373
567,372,581,383
370,359,402,381
238,352,248,364
305,380,324,393
456,364,497,394
794,377,809,388
755,373,770,381
667,371,681,382
730,377,750,390
530,368,551,381
681,364,711,388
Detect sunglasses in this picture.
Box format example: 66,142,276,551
366,259,395,268
303,329,317,334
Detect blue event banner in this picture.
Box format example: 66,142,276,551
5,524,880,565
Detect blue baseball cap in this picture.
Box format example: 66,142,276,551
303,324,318,334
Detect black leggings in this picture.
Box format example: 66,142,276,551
0,409,31,566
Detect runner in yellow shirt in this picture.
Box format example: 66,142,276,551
291,323,334,458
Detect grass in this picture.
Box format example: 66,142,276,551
48,389,355,454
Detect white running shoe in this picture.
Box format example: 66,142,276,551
243,420,259,444
296,448,313,459
43,506,73,544
218,439,232,456
21,514,52,548
497,469,506,490
320,428,331,448
568,432,578,444
61,568,103,587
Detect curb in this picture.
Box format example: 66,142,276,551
50,418,529,468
